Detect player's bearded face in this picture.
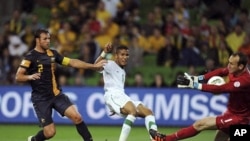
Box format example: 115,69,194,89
39,33,50,50
116,49,129,66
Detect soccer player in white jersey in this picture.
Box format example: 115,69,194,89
95,42,158,141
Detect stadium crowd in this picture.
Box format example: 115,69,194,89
0,0,250,86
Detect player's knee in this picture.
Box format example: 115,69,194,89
130,110,137,116
44,128,56,138
120,107,137,116
71,114,83,124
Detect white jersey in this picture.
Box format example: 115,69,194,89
102,60,126,93
101,60,142,116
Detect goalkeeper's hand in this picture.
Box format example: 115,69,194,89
176,75,189,87
177,73,194,88
177,73,201,89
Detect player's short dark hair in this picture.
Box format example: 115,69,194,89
34,28,49,39
30,29,49,49
232,52,248,67
115,45,128,54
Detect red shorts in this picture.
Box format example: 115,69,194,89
216,110,250,134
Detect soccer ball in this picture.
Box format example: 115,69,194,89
207,76,225,85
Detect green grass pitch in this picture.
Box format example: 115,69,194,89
0,124,216,141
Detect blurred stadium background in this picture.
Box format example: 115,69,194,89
1,0,250,140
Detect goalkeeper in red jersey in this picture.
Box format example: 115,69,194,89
150,52,250,141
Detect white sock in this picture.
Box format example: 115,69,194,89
145,115,158,140
119,115,136,141
145,115,157,131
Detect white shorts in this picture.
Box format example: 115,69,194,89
104,91,142,117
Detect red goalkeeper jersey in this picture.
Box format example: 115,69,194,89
202,67,250,117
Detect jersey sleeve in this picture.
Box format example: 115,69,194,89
52,49,70,66
202,73,250,94
20,52,33,69
204,68,229,80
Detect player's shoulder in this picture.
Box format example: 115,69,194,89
23,49,37,58
47,48,63,57
105,60,114,65
47,48,58,54
48,48,57,52
25,49,35,55
242,68,250,77
107,60,115,63
237,70,250,83
104,60,116,68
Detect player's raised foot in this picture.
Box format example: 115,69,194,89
27,136,34,141
149,129,166,141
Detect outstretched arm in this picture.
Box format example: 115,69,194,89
68,42,112,71
68,58,106,71
95,42,113,65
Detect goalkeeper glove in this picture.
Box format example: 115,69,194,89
177,73,202,89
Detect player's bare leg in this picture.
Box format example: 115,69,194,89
28,123,55,141
64,105,93,141
150,117,217,141
119,101,137,141
137,104,158,140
